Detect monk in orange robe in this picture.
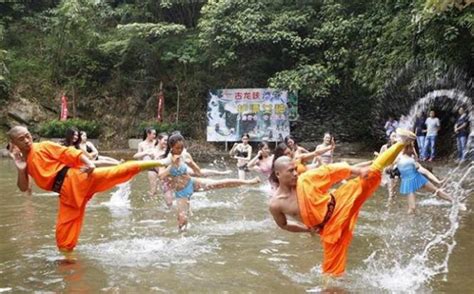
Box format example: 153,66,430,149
7,126,163,252
269,129,415,278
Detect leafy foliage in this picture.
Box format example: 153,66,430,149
37,119,101,139
0,0,471,142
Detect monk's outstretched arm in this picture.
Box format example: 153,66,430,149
16,167,29,192
270,203,310,233
8,145,29,192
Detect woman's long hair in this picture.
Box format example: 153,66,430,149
142,127,156,141
257,141,270,160
64,127,80,148
162,133,184,159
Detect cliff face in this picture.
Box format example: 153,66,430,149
0,92,171,148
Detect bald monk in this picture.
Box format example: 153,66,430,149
269,129,416,279
7,126,164,253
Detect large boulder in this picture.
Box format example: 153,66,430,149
5,97,55,126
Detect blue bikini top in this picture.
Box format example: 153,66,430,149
170,163,188,177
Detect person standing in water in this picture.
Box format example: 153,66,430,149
376,132,399,201
247,141,274,182
414,112,427,155
423,110,440,161
158,133,260,231
133,128,158,196
153,132,174,208
268,129,416,281
395,143,462,214
454,106,469,163
284,135,310,162
7,126,165,254
229,133,252,179
313,132,335,166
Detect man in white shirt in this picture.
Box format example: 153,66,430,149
423,110,440,161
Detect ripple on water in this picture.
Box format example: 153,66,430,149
193,219,272,236
81,236,220,267
190,195,238,210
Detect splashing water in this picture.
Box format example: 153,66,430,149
102,182,132,208
353,163,472,292
401,89,473,156
82,236,220,267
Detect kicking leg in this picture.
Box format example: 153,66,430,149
87,160,164,194
417,166,443,185
199,168,233,177
423,181,453,202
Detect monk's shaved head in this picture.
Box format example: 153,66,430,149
272,155,298,188
274,156,292,172
7,126,29,139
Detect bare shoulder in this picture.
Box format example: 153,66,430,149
269,196,282,212
269,193,288,209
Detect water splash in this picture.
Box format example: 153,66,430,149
404,89,473,132
102,182,131,208
82,236,220,267
353,163,472,292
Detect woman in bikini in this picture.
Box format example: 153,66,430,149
229,133,252,179
158,133,260,231
133,128,158,196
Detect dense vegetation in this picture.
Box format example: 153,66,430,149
0,0,472,144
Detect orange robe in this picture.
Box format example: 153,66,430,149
296,162,381,276
27,142,142,251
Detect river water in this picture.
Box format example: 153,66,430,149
0,158,472,293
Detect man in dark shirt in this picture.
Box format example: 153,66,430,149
414,112,426,155
454,107,470,162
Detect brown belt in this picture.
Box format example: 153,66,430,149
312,194,336,233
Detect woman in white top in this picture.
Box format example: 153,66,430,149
313,132,335,166
229,133,252,180
133,128,158,196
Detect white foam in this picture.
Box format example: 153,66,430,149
353,163,471,291
81,236,220,267
101,182,131,208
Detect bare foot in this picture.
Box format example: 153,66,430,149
407,208,416,215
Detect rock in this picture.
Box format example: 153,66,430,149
6,97,55,125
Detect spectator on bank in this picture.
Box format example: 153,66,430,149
414,112,427,155
422,110,440,161
454,106,469,163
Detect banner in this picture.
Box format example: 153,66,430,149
207,88,297,142
157,89,164,122
60,94,68,121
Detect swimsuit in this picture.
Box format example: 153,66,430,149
170,163,194,199
397,156,428,195
236,148,250,171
